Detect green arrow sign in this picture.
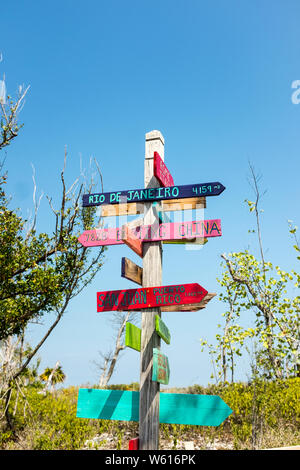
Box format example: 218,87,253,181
155,315,171,344
76,389,233,426
152,348,170,385
125,322,141,351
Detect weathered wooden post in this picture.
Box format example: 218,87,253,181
139,130,164,450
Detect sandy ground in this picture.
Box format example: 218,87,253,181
82,432,235,450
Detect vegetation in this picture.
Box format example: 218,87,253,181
0,73,106,432
0,82,29,151
0,379,299,450
200,165,300,383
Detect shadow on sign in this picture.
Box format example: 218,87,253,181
77,389,139,421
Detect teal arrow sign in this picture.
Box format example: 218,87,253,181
76,389,233,426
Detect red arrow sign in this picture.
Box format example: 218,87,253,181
153,151,174,187
121,225,143,257
97,283,208,312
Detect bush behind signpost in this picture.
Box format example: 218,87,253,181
0,379,299,450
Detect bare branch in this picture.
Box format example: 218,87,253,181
94,157,104,192
25,163,44,238
95,311,132,387
248,163,267,271
0,84,30,150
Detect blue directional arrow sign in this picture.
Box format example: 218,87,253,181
82,182,226,207
76,389,233,426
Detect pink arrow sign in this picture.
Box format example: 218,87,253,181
78,219,221,247
97,282,208,312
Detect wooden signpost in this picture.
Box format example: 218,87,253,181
97,283,208,312
76,129,230,450
78,218,222,248
139,130,163,450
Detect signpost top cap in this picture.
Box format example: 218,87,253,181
145,130,165,144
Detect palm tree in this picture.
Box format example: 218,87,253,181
40,361,66,392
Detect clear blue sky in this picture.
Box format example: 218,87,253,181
1,0,300,388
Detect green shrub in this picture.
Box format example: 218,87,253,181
215,378,300,448
1,386,107,450
1,378,299,450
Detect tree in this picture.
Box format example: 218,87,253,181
200,276,255,383
0,77,29,150
0,72,107,430
40,362,66,392
200,165,300,381
0,151,106,430
0,150,106,340
94,310,139,387
0,334,42,424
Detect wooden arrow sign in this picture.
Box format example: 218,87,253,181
161,292,216,312
153,151,174,187
163,237,208,245
82,182,225,207
78,219,221,248
76,389,233,426
97,283,208,312
121,225,143,257
100,197,206,217
121,257,143,286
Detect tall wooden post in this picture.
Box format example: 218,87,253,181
139,130,164,450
